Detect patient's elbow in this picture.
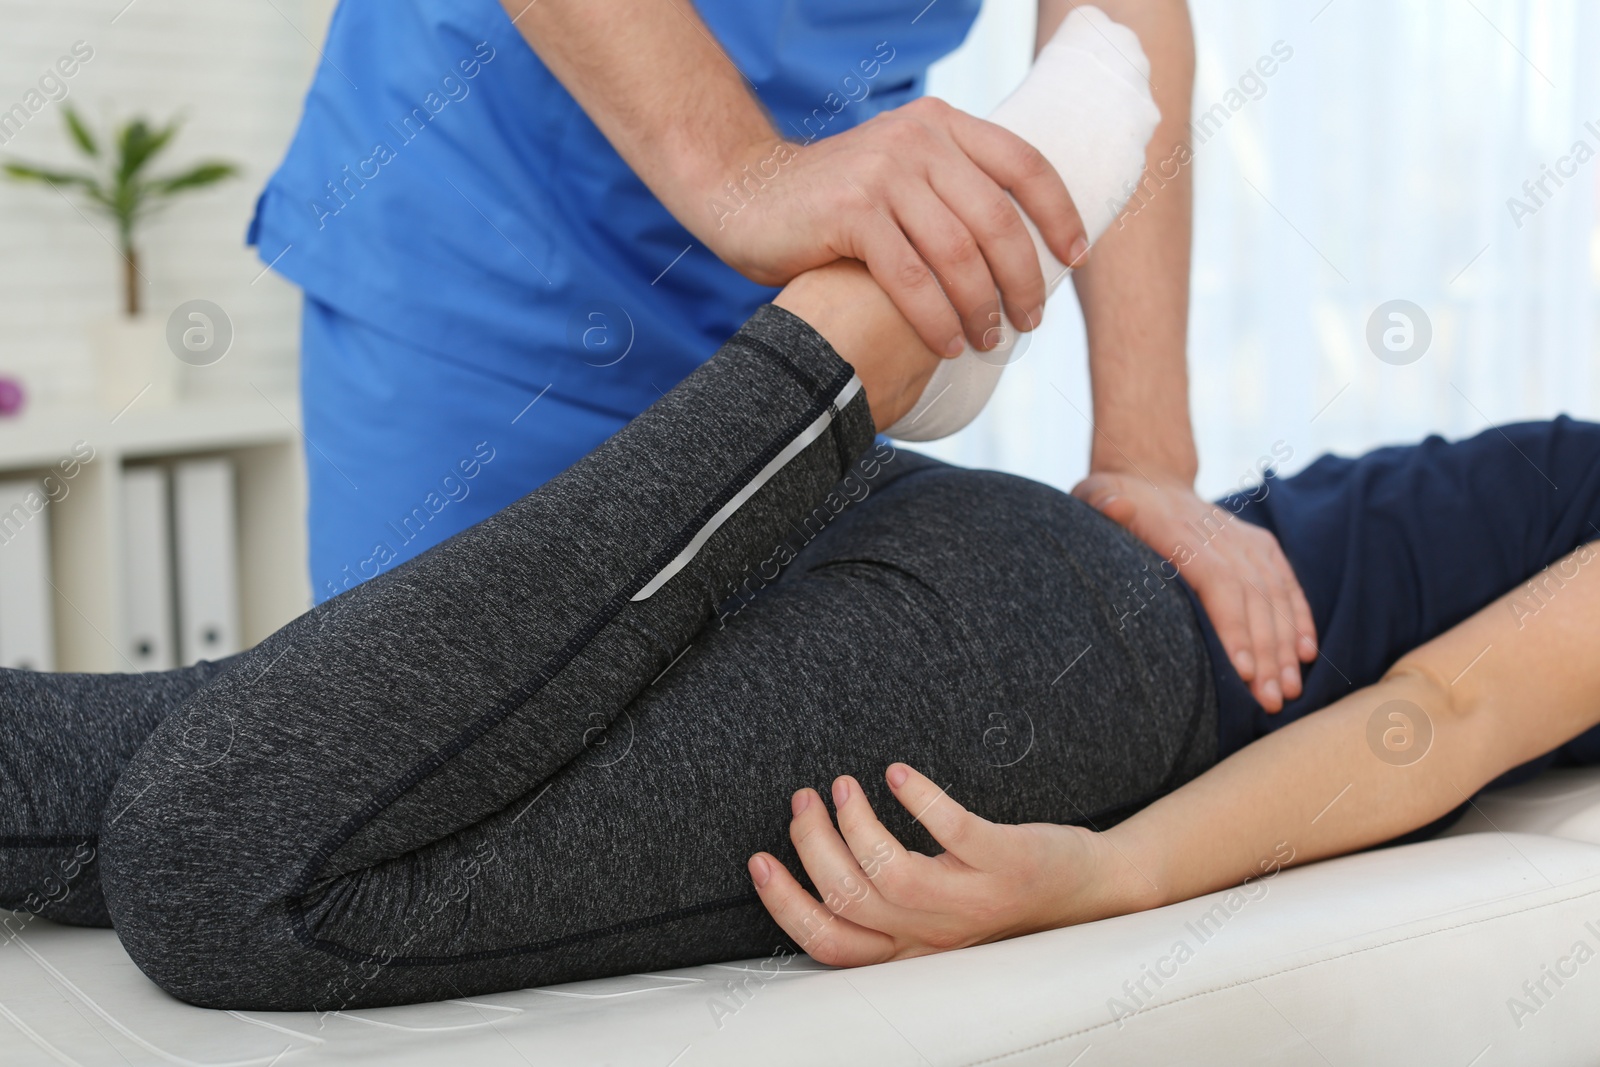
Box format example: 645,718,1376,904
1379,653,1493,767
1380,655,1461,719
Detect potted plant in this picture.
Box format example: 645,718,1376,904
4,107,237,408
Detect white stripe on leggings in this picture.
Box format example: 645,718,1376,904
630,375,864,602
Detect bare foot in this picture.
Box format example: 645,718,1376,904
772,261,943,431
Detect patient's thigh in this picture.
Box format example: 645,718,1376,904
358,462,1217,975
659,459,1216,833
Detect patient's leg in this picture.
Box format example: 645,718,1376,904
98,287,1212,1009
93,275,958,1009
0,656,241,928
0,258,934,934
335,454,1211,999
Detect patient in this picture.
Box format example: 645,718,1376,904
3,251,1599,1010
5,13,1600,1015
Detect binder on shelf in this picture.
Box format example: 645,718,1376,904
0,478,55,671
120,465,176,671
173,458,241,665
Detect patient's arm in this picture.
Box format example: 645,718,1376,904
1108,538,1600,910
746,536,1600,965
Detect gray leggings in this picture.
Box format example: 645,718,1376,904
0,306,1214,1010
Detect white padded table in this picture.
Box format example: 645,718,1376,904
7,768,1600,1066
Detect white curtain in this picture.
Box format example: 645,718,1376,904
924,0,1600,497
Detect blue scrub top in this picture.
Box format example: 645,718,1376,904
250,0,982,420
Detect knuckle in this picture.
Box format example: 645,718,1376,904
886,114,930,149
983,195,1024,238
869,862,907,901
840,870,875,906
856,839,895,881
790,820,828,851
822,883,863,917
853,151,893,189
1011,140,1052,182
941,230,981,270
892,255,934,294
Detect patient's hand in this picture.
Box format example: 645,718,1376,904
1071,472,1317,712
747,763,1145,966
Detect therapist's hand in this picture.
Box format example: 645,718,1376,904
709,98,1088,358
1072,472,1318,713
502,2,1084,358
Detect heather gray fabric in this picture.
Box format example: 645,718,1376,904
4,305,1214,1010
0,655,241,928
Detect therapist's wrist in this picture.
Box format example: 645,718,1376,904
1082,343,1198,487
691,133,804,273
1088,449,1198,489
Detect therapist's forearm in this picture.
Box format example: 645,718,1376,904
1041,0,1198,483
496,0,776,249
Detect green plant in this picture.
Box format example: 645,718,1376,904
4,106,238,317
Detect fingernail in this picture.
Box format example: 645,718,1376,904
1068,237,1089,266
1263,678,1282,706
792,789,811,816
749,855,771,888
1299,635,1316,659
1281,666,1299,692
944,335,966,357
886,764,908,788
1233,649,1255,678
1094,494,1119,512
833,777,851,806
1024,304,1044,329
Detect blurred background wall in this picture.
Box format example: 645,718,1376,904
0,0,335,405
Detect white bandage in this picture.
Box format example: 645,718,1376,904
884,6,1161,441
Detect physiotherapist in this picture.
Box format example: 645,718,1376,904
249,0,1317,712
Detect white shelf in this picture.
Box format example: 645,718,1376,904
0,393,302,465
0,391,310,672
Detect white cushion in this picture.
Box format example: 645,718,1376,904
1442,765,1600,847
8,768,1600,1065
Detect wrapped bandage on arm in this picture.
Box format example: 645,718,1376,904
884,6,1161,442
